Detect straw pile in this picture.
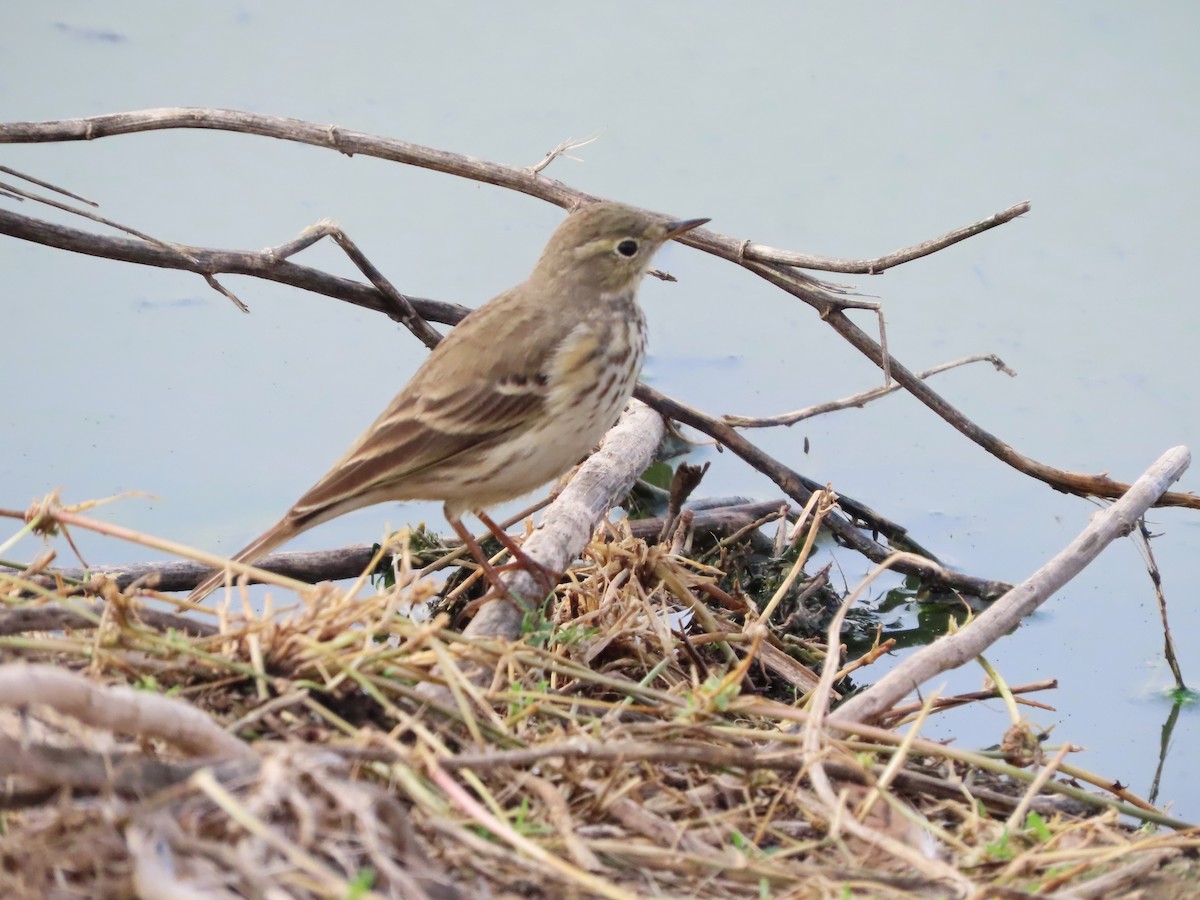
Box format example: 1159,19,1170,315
0,517,1194,899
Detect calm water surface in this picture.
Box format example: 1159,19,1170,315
3,3,1198,817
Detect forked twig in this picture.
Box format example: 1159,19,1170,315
266,219,443,349
526,133,601,175
726,353,1017,428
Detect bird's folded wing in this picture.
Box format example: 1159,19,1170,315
288,370,549,522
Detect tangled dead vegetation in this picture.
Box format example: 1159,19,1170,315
0,519,1196,899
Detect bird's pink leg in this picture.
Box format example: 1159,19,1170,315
446,514,518,599
474,510,563,597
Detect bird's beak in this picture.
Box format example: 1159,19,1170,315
662,217,710,241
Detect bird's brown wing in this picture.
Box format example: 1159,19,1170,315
289,381,544,520
287,292,559,525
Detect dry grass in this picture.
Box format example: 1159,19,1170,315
0,509,1196,899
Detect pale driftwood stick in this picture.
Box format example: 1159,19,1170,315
0,663,255,761
463,400,667,641
415,401,666,702
831,446,1192,726
0,499,786,596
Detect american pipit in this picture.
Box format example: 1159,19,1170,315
187,202,709,602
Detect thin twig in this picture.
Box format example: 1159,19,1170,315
0,178,234,308
0,164,99,206
0,205,471,325
881,678,1059,725
1135,517,1187,692
726,353,1017,428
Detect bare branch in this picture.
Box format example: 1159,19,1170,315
0,205,471,325
741,257,1200,510
0,177,199,261
0,601,217,638
0,108,846,289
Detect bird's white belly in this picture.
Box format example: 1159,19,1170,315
436,311,646,513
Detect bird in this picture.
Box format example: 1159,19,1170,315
187,201,710,603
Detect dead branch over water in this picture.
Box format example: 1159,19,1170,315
1,109,1195,516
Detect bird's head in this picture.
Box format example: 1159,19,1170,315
531,202,709,295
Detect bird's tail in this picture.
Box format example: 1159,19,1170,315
186,517,301,604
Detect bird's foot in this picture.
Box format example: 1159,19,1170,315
493,557,562,599
447,513,558,613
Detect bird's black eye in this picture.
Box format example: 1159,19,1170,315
616,239,639,257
